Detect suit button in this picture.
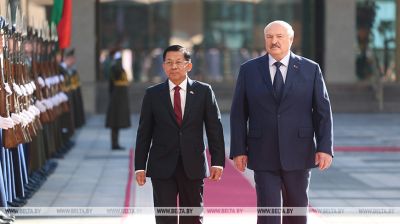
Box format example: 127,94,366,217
277,114,281,118
179,132,182,136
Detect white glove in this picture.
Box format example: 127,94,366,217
56,94,63,104
0,116,14,129
49,96,56,107
25,84,33,95
12,83,22,96
60,92,68,102
20,85,27,96
55,95,61,106
33,106,41,116
53,95,59,106
45,78,51,88
4,83,12,95
31,81,37,90
38,77,45,87
43,99,54,109
19,112,30,126
41,99,49,109
23,110,34,122
29,105,41,116
52,77,56,85
35,101,47,112
11,113,22,125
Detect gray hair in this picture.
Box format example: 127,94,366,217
264,20,294,38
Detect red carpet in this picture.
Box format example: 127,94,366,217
204,153,256,207
335,146,400,152
124,149,135,209
122,148,135,224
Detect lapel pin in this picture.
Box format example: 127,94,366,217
294,64,298,69
190,91,194,94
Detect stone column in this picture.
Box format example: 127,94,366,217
396,0,400,82
170,0,203,47
71,0,96,114
324,0,357,83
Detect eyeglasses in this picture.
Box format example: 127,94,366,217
164,61,188,68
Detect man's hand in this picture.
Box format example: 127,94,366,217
233,155,248,172
135,171,146,186
315,152,333,171
209,167,223,181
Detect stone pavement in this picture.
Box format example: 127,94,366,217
15,113,400,224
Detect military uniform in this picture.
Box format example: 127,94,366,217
105,56,131,149
71,70,85,128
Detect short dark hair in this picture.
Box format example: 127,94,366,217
163,45,191,62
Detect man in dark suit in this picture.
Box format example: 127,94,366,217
135,45,225,224
230,21,333,224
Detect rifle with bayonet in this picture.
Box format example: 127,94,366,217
1,15,29,146
38,30,57,122
22,27,42,132
14,13,39,138
7,23,31,143
0,16,18,148
49,38,65,116
32,29,51,124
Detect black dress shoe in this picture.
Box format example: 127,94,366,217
7,199,25,207
112,145,125,150
53,152,64,159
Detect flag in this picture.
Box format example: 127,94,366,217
57,0,72,49
51,0,64,25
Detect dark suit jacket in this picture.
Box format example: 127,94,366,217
230,53,333,171
135,78,225,179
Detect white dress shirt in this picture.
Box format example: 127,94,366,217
268,52,290,84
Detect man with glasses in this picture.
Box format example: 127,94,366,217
135,45,225,224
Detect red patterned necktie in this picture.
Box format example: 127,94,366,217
173,86,182,126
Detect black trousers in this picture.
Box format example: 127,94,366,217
254,169,311,224
111,128,119,148
151,157,204,224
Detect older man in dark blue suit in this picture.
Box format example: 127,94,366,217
230,20,333,224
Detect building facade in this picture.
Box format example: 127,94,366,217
21,0,400,112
